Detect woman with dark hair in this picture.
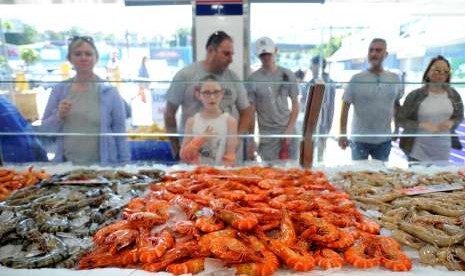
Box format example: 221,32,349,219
42,36,130,165
398,55,464,162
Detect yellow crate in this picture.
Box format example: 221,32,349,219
13,92,38,122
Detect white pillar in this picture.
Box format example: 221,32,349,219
193,0,248,79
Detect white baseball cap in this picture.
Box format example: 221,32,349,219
255,37,275,56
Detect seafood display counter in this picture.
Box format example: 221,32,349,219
0,164,464,276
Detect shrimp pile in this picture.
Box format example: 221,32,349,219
0,167,49,201
0,167,164,269
78,166,411,274
336,169,465,270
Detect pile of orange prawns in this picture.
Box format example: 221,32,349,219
79,166,412,275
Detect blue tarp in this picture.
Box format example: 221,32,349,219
129,140,175,164
0,96,48,163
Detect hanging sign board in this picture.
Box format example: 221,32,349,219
194,0,245,78
124,0,190,6
196,0,243,16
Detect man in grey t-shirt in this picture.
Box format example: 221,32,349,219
247,37,300,161
164,31,252,159
339,38,403,161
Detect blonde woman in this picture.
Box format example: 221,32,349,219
42,36,130,164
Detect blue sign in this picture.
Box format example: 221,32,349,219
196,0,243,16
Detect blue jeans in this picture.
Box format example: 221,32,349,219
350,140,392,161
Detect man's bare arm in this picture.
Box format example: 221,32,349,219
286,97,300,134
238,105,254,134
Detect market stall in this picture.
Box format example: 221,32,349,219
1,164,464,276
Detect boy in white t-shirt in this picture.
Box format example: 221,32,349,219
180,76,238,166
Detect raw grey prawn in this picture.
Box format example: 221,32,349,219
0,233,69,268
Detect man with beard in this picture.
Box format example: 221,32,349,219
164,31,252,160
338,38,403,161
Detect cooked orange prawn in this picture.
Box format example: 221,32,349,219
138,229,175,263
166,257,205,275
378,236,411,271
170,195,202,219
380,248,412,271
257,179,281,189
197,228,238,256
344,238,381,269
377,235,401,250
147,187,175,201
209,197,240,210
78,244,138,269
145,199,170,219
208,236,259,262
221,180,252,192
0,171,14,182
216,189,247,201
286,200,316,212
182,192,212,206
235,234,279,276
142,241,198,272
93,220,131,245
278,208,296,245
124,197,146,214
243,192,268,202
217,209,258,231
260,220,281,231
0,168,13,177
266,239,315,272
186,181,211,193
313,248,344,269
104,229,139,254
195,216,225,233
321,191,351,200
298,213,339,243
239,207,281,216
128,211,166,229
117,247,139,266
325,229,355,249
318,210,354,228
269,194,288,209
192,165,225,175
164,179,191,194
172,220,200,238
354,216,381,234
246,201,272,209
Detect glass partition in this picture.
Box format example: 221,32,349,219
0,77,464,168
1,0,465,168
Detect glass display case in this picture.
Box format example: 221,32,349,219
0,0,463,168
0,77,464,168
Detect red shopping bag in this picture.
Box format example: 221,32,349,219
279,139,289,160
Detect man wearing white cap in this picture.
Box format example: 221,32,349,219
247,37,300,161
